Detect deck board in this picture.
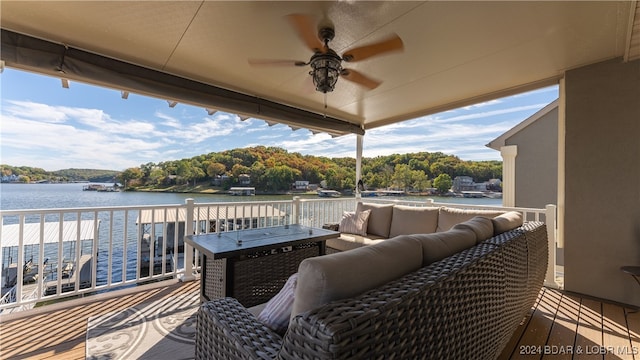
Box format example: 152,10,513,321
500,288,639,360
1,284,638,360
509,287,560,359
543,293,581,360
628,310,640,358
0,280,199,360
574,298,604,360
602,302,634,360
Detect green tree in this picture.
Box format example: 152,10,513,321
433,173,453,194
264,165,300,192
411,170,429,192
148,167,166,186
231,164,251,178
391,164,413,191
118,167,143,189
206,162,226,179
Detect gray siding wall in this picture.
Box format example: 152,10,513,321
508,108,558,209
564,58,640,306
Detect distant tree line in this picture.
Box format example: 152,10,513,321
115,146,502,193
1,165,119,183
3,147,502,193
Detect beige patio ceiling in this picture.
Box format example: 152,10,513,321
1,1,638,136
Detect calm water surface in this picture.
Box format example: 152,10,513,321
0,182,502,210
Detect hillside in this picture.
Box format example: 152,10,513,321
3,147,502,191
117,146,502,193
1,165,120,183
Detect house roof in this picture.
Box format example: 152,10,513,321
1,1,638,136
486,99,559,151
1,220,97,247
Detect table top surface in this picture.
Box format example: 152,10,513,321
621,266,640,276
185,224,339,259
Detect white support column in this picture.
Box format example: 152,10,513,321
356,134,363,199
544,204,560,289
500,145,518,207
557,78,566,249
180,198,196,282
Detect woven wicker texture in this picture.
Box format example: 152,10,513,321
281,242,509,360
204,257,225,301
521,222,548,305
204,243,319,308
484,227,530,349
196,299,282,360
196,222,548,360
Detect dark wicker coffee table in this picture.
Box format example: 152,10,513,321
185,224,339,307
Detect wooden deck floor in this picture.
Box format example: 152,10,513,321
0,280,199,360
1,284,638,359
499,287,640,360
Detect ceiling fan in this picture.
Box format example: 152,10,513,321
249,14,404,93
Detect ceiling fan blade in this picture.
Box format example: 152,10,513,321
286,14,325,53
340,69,381,90
248,59,307,67
342,34,404,62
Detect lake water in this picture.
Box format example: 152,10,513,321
0,182,502,210
1,183,502,289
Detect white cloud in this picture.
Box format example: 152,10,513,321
154,111,183,128
3,100,69,123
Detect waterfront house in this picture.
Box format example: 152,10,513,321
1,1,639,358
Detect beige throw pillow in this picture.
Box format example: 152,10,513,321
338,209,371,236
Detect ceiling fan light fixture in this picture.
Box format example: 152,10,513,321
309,50,342,93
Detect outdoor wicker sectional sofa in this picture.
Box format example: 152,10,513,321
324,202,511,252
195,203,548,359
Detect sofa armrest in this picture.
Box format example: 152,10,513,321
196,298,282,360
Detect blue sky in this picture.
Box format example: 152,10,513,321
1,68,558,171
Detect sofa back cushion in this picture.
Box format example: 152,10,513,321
436,207,506,232
408,228,477,266
291,235,423,319
491,211,524,235
388,205,439,238
356,202,394,238
451,216,494,243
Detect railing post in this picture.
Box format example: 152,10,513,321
544,204,560,289
292,196,301,225
180,199,196,282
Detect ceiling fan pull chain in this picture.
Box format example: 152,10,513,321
324,93,328,115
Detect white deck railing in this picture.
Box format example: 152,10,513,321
0,197,558,312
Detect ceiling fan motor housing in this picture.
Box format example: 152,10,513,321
309,48,342,93
318,27,335,43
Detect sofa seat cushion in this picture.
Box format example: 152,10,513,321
338,209,371,236
408,228,477,266
451,216,494,243
356,202,394,238
388,205,439,238
436,207,506,232
326,233,386,251
292,236,423,319
491,211,524,235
